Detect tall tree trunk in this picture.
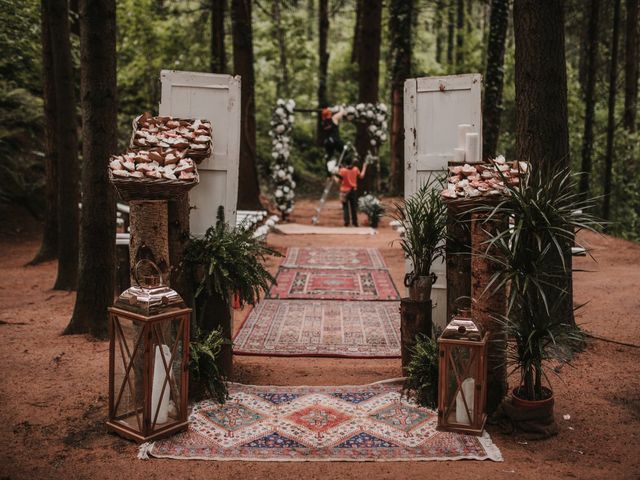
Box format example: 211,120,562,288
624,0,639,131
31,1,58,265
579,0,600,196
447,0,455,66
351,0,362,64
47,0,79,291
356,0,382,193
65,0,117,338
231,0,261,210
317,0,329,141
210,0,227,73
482,0,509,160
603,0,622,221
389,0,413,195
455,0,464,70
272,0,289,98
513,0,574,327
435,0,444,64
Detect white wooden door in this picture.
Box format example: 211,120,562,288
159,70,241,235
403,74,482,328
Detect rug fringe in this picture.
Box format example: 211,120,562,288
138,442,154,460
478,431,504,462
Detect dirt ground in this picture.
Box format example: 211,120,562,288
0,198,639,480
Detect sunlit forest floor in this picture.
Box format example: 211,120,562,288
0,198,638,479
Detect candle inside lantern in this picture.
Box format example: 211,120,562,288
151,344,171,424
465,132,481,164
457,124,472,148
455,377,475,425
453,147,466,163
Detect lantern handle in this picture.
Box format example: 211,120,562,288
133,259,164,289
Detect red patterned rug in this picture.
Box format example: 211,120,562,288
233,300,401,358
268,268,400,301
281,247,388,270
139,380,502,462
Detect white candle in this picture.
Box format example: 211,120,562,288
455,377,475,425
457,124,472,148
465,132,481,164
151,344,171,424
453,147,466,163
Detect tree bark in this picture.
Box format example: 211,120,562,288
351,0,362,64
389,0,413,195
47,0,79,291
317,0,329,141
435,0,444,64
65,0,117,338
579,0,600,196
471,212,508,414
513,0,570,172
31,1,59,265
355,0,382,193
210,0,227,73
603,0,622,221
624,0,639,132
446,209,471,321
231,0,261,210
272,0,289,98
129,201,170,278
167,194,191,302
482,0,509,160
447,0,455,66
513,0,574,328
455,0,464,70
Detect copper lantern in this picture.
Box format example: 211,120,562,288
107,260,191,443
437,314,488,435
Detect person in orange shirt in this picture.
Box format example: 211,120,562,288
334,152,367,227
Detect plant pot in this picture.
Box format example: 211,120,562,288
408,273,437,302
511,386,554,409
370,217,379,229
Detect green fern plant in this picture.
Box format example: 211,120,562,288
403,333,439,409
189,326,228,404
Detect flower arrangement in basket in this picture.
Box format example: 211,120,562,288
130,112,213,164
358,193,384,228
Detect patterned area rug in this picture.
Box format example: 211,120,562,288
275,224,377,235
268,268,400,301
233,300,401,358
139,380,502,462
281,247,388,270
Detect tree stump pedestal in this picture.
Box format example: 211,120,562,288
400,298,433,375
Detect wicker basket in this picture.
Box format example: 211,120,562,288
129,114,212,164
109,168,199,202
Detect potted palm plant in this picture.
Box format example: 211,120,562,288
392,179,448,301
477,167,599,432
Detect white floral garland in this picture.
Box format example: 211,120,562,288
269,99,296,219
269,100,388,219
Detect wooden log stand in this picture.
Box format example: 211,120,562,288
400,298,433,375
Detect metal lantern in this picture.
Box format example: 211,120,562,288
437,313,488,435
107,260,191,443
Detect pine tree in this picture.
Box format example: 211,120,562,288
210,0,227,73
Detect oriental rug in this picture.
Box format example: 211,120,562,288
139,380,502,462
281,247,388,270
268,268,400,301
233,300,401,358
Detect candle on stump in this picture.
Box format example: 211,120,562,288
453,147,466,163
457,124,473,148
465,132,481,164
151,344,171,424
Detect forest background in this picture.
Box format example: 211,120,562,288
1,0,639,241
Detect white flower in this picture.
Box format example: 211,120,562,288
283,186,290,193
285,208,292,213
276,125,285,134
286,99,296,111
275,189,283,198
290,181,296,188
288,115,294,124
381,121,387,130
380,133,387,142
266,219,275,227
272,152,278,159
368,125,377,133
378,104,387,112
278,204,286,211
366,110,374,118
370,139,377,146
275,107,285,116
288,166,294,173
277,169,286,178
356,103,364,110
376,114,384,123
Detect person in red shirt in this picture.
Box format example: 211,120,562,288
335,152,367,227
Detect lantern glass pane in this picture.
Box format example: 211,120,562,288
112,314,145,432
445,345,475,426
148,316,185,432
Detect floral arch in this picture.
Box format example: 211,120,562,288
269,99,389,218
